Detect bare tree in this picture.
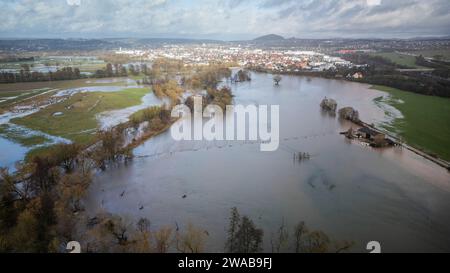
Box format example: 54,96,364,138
273,75,282,85
176,223,206,253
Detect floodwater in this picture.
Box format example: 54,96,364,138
82,73,450,252
0,82,141,169
97,92,169,130
0,137,29,170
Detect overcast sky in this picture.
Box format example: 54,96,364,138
1,0,449,40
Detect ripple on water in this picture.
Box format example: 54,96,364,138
86,72,450,253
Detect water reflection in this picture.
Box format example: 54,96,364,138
84,72,450,252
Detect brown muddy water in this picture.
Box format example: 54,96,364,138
85,72,450,253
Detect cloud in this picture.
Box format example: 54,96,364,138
67,0,81,6
366,0,381,6
0,0,449,39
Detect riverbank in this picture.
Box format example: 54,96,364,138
371,85,450,161
357,121,450,171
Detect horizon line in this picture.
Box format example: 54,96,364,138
1,34,450,42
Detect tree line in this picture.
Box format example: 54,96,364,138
183,64,232,90
0,62,151,84
93,63,150,79
341,54,450,98
0,64,82,83
65,206,354,253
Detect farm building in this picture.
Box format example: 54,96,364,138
355,127,396,147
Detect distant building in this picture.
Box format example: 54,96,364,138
351,72,364,79
355,127,396,147
357,127,384,140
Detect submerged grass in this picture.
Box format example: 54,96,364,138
372,85,450,161
0,124,50,147
11,87,151,145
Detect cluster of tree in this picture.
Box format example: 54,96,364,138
225,208,354,253
153,80,185,105
225,208,264,253
94,63,149,78
184,65,232,89
0,126,135,252
232,70,252,83
0,56,35,63
66,206,354,253
340,54,450,97
89,127,133,170
130,106,172,133
359,73,450,97
152,58,185,75
128,64,145,76
138,76,158,85
136,59,189,86
341,53,407,70
0,143,88,252
288,221,353,253
415,55,446,70
184,86,233,111
0,64,82,83
78,213,208,253
205,86,233,110
432,68,450,79
415,55,450,79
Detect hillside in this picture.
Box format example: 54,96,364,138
253,34,285,41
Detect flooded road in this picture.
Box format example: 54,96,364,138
84,72,449,252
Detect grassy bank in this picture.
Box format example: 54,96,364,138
372,85,450,161
11,87,151,145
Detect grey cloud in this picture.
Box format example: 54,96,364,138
0,0,449,39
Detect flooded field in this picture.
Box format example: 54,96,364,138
0,78,154,168
84,72,450,253
0,56,106,74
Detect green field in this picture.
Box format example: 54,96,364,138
11,87,151,144
0,78,139,113
0,88,53,109
408,49,450,61
372,85,450,161
370,52,425,68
